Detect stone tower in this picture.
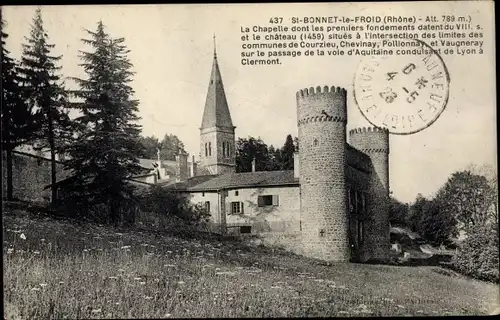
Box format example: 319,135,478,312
349,127,390,261
297,86,350,262
199,35,236,175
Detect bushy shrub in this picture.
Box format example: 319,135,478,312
451,224,499,283
139,185,210,226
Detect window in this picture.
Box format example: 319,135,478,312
257,195,279,207
222,141,226,156
202,192,205,197
358,221,364,245
348,189,355,213
361,193,366,214
204,201,210,213
231,201,244,214
356,191,362,214
313,138,318,146
205,143,208,157
208,142,212,156
240,226,252,234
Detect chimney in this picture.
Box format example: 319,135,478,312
190,155,198,178
251,157,256,172
175,150,189,182
293,152,299,179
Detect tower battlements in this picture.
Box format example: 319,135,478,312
296,86,347,126
349,126,389,154
296,85,347,98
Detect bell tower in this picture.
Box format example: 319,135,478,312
199,35,236,175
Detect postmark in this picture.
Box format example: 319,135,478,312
353,39,450,135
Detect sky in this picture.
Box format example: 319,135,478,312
2,2,496,203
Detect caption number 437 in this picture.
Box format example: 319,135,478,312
379,63,425,104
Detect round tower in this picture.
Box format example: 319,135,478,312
297,86,349,262
349,127,390,261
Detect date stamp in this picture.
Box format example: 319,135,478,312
353,39,450,135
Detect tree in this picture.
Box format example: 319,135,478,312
388,197,409,227
466,163,498,227
406,193,458,246
137,134,187,160
63,21,147,224
138,135,160,159
265,145,282,171
1,9,38,200
418,198,458,246
159,134,186,161
436,170,494,234
235,137,271,172
280,134,295,170
18,8,71,205
406,193,427,232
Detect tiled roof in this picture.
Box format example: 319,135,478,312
162,174,218,191
164,170,299,192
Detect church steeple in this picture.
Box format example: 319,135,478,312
199,35,236,175
200,34,234,130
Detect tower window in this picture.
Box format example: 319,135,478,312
208,142,212,156
313,138,318,146
223,141,226,157
358,221,364,245
205,143,208,157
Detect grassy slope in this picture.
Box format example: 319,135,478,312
3,209,499,319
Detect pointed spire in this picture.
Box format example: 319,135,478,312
213,33,217,58
200,35,234,130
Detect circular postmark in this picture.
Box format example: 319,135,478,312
353,39,450,135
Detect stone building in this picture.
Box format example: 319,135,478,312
164,43,391,263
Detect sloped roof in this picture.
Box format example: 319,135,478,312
162,174,219,190
164,170,299,192
200,48,234,130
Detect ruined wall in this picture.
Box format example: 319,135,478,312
1,151,70,203
297,85,350,262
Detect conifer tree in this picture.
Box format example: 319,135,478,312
18,8,70,205
1,9,38,200
64,21,146,224
281,134,296,170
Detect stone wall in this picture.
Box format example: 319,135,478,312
1,151,70,203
